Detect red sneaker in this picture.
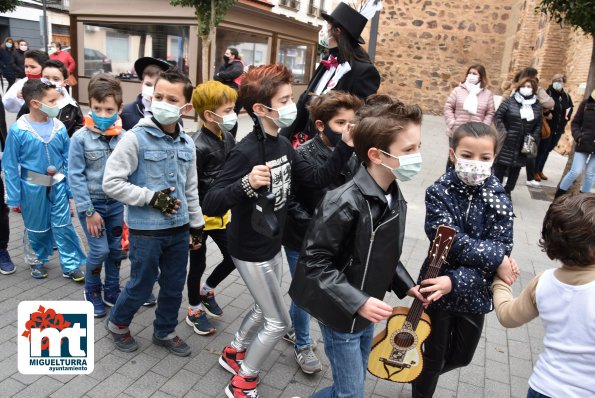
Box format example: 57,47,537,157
219,345,246,375
225,374,259,398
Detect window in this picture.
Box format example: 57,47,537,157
277,39,314,84
215,28,269,75
81,22,190,78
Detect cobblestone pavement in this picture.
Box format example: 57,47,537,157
0,111,579,397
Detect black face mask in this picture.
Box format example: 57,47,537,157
323,124,342,147
223,55,230,63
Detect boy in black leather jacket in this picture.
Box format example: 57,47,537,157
289,94,427,398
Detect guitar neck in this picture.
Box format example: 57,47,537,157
405,254,445,329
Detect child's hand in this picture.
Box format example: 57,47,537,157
248,165,270,189
357,297,393,323
407,285,430,307
341,123,355,147
497,255,519,286
86,212,104,238
419,276,453,303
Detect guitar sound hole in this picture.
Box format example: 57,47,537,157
394,332,414,348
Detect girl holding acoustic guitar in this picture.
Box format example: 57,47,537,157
412,122,519,397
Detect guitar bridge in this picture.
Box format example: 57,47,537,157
379,357,411,369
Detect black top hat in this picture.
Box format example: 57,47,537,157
134,57,172,79
321,2,368,45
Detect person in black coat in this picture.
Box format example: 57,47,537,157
494,77,542,195
0,38,18,89
535,74,574,180
280,2,380,145
214,47,244,137
12,40,27,79
556,91,595,197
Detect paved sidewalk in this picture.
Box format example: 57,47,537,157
0,111,579,398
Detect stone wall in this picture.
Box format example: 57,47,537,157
374,0,520,114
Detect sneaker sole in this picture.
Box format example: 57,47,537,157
0,267,16,275
152,336,191,357
185,316,216,336
102,299,116,307
219,355,238,375
224,385,235,398
63,274,85,282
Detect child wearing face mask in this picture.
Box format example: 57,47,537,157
17,60,83,137
102,69,204,356
68,73,125,318
3,50,49,113
290,95,426,398
121,57,175,131
281,90,362,375
202,64,357,398
2,79,86,280
411,121,519,398
183,80,238,336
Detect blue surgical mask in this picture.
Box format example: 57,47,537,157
210,111,237,133
6,42,13,49
323,124,342,147
151,100,186,125
91,112,118,131
262,103,297,128
35,100,60,119
380,150,423,181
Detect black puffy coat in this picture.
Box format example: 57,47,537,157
214,60,243,90
0,48,16,79
495,94,542,168
194,126,236,206
289,166,415,333
12,49,25,78
545,86,573,136
571,97,595,154
282,135,358,250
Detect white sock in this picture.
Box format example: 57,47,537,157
200,282,214,296
189,303,205,312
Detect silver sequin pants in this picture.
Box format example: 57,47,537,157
230,252,291,376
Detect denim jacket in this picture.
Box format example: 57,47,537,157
102,117,204,230
68,126,122,213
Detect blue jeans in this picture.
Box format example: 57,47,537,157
109,229,189,338
559,152,595,192
311,322,374,398
284,246,312,350
527,387,551,398
78,199,123,293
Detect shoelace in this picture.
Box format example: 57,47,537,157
298,348,317,362
172,336,183,346
121,333,134,343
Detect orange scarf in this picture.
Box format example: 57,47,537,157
83,114,123,136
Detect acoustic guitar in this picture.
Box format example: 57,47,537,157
367,225,456,383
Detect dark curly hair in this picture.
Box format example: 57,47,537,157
352,94,423,166
540,193,595,266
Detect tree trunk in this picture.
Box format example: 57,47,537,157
556,35,595,196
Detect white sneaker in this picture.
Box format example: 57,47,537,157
526,180,541,187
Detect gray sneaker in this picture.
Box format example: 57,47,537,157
295,345,322,374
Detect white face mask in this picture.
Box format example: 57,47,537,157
151,101,187,125
210,111,237,133
466,74,480,85
519,87,533,97
452,153,493,186
142,85,154,101
552,82,563,91
262,103,297,128
379,150,423,182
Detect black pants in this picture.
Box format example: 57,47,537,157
0,175,9,250
186,228,235,306
412,307,485,398
494,164,521,194
526,158,537,182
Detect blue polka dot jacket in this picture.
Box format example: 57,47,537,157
418,169,514,314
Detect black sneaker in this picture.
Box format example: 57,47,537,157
152,335,191,357
143,292,157,307
201,290,223,318
106,320,138,352
63,268,85,282
185,308,216,335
